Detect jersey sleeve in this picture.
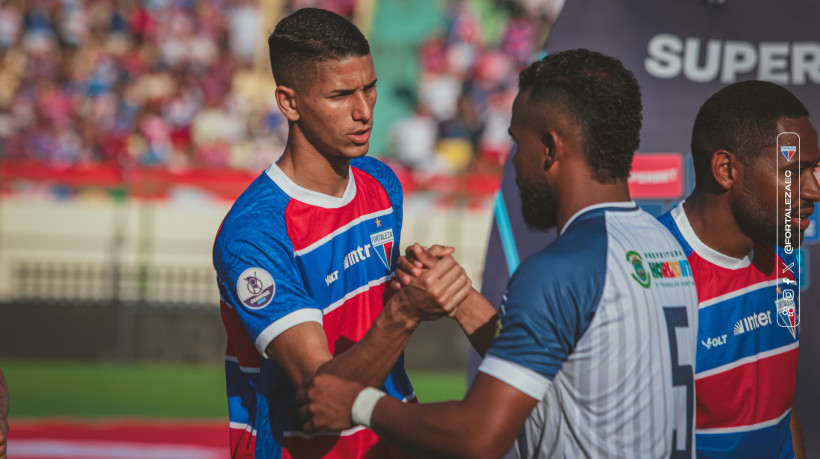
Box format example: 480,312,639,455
479,225,607,400
215,224,321,356
352,156,404,230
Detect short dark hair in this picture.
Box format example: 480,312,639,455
691,81,809,186
518,49,642,183
268,8,370,90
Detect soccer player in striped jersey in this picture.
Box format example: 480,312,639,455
298,49,699,458
213,8,480,458
657,81,819,458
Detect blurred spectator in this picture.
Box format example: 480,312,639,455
402,0,546,176
0,0,551,182
389,103,439,173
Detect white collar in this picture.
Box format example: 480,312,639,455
265,162,357,208
560,201,638,236
671,201,751,269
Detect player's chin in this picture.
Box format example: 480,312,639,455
340,143,370,159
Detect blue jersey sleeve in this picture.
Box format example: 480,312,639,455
352,156,404,230
214,189,321,355
480,214,608,397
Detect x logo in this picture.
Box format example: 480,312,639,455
782,262,794,274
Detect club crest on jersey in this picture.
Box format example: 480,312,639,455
775,289,797,339
237,267,275,310
781,145,796,162
370,228,394,271
626,250,651,289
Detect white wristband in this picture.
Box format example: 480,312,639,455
351,387,387,429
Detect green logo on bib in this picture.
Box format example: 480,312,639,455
626,250,651,289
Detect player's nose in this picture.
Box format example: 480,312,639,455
801,168,820,203
352,90,374,123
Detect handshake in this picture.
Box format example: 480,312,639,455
385,243,474,327
297,242,497,436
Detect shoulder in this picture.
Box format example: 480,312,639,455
657,205,692,255
215,173,292,261
508,211,610,306
352,156,402,193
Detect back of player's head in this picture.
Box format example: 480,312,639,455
691,81,809,186
518,49,642,184
268,8,370,91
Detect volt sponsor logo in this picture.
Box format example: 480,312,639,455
644,34,820,85
325,270,338,286
701,334,727,349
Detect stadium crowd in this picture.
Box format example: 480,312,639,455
0,0,555,176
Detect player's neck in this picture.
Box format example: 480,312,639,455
277,136,351,198
556,180,631,234
683,193,754,259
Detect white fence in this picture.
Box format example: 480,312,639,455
0,195,494,305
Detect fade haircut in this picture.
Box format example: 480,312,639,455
518,49,642,184
268,8,370,91
691,81,809,186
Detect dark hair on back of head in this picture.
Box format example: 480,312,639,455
268,8,370,90
691,81,808,187
518,49,642,183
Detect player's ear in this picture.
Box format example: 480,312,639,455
541,131,557,171
711,149,737,190
275,85,300,122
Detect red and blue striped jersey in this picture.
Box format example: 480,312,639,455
213,156,415,459
659,203,799,459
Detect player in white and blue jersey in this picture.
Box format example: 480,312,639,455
297,49,699,458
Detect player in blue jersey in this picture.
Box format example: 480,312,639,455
657,81,819,458
213,8,483,458
297,49,699,458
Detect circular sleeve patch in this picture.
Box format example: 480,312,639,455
236,267,276,309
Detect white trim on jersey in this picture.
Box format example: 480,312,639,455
478,355,550,400
696,408,791,435
266,163,357,208
283,425,367,439
293,207,394,256
254,308,323,355
323,275,391,315
698,279,781,309
560,201,637,236
694,341,799,379
229,421,258,436
671,203,751,269
225,355,261,374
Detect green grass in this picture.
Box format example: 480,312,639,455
0,360,465,418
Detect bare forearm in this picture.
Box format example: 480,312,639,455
371,398,502,459
454,289,497,356
316,309,415,388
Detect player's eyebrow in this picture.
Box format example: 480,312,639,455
329,78,378,97
796,158,820,168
